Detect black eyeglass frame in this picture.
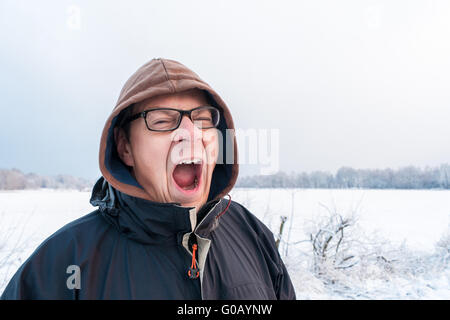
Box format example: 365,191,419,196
122,105,221,132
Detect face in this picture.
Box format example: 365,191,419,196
116,89,219,210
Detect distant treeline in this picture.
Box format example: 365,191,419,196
0,168,94,191
2,164,450,191
236,164,450,189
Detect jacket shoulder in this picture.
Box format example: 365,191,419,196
49,209,106,241
226,200,275,240
221,200,280,264
220,200,297,300
30,209,108,254
1,210,109,299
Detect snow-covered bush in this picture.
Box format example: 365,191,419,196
283,205,450,299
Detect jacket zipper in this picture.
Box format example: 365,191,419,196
182,196,231,299
187,234,199,279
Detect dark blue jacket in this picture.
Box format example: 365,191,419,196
1,177,295,299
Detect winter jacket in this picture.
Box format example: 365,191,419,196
1,58,296,300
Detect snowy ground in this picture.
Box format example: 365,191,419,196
0,188,449,299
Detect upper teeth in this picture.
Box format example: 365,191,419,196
179,159,202,165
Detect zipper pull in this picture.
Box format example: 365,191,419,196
187,243,199,279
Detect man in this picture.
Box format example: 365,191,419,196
1,58,296,299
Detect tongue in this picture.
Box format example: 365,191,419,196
173,164,196,188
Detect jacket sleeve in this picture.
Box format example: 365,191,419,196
260,215,297,300
1,231,78,300
234,201,297,300
275,257,296,300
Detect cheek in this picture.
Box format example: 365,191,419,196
132,134,171,173
203,129,219,167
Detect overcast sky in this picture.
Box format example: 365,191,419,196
1,0,449,180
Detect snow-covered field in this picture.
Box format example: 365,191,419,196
230,188,450,299
0,188,449,299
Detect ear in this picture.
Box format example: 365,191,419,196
115,127,135,167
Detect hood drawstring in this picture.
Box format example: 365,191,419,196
216,194,231,220
187,243,199,279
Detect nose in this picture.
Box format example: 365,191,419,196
172,114,203,143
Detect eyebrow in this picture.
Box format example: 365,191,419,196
142,105,210,111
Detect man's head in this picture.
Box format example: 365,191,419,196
115,88,220,210
98,58,238,207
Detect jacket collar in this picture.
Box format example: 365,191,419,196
90,177,226,245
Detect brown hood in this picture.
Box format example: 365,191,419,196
98,58,239,202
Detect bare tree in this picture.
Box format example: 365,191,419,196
284,189,300,257
439,163,450,189
275,216,287,250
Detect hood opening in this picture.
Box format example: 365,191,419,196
99,58,238,203
105,115,142,189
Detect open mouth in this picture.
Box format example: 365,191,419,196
172,159,203,192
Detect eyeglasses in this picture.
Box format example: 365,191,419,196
122,106,221,132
